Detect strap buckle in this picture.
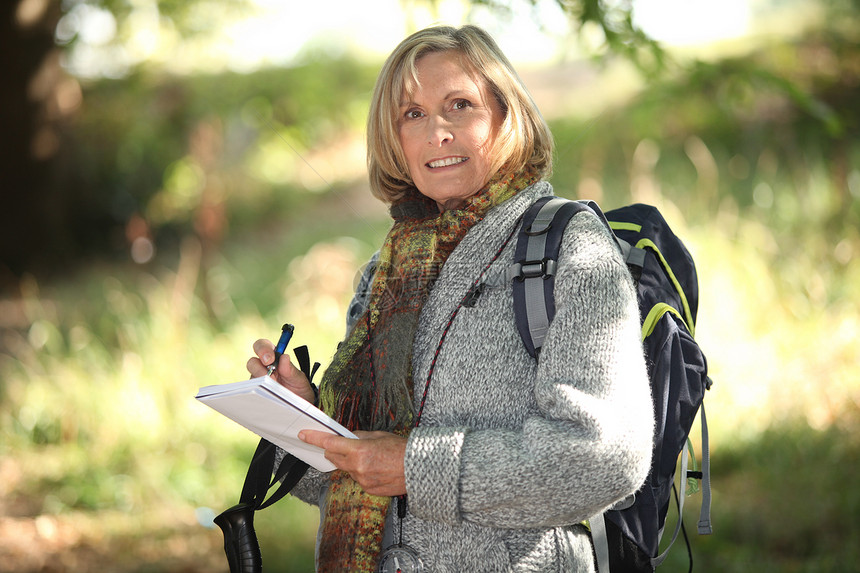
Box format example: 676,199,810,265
516,259,557,281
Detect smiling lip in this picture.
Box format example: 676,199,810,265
427,156,468,169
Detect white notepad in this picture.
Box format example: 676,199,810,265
196,376,356,472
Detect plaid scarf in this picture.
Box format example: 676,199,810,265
316,167,538,572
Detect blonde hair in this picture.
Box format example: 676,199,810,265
367,25,553,203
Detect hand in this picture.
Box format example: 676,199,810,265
246,338,316,404
299,430,408,497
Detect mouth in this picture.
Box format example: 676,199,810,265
427,156,468,169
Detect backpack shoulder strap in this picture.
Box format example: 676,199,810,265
513,196,611,358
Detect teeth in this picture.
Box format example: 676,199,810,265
428,157,467,168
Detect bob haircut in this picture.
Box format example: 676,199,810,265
367,25,554,203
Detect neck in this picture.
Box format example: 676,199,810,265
436,198,466,212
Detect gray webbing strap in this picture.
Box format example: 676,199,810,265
588,492,637,573
589,512,611,573
617,236,647,269
697,404,713,535
523,198,568,353
652,441,690,568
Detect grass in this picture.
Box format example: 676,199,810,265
2,182,857,571
0,182,388,572
2,62,859,571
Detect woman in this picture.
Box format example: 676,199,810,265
247,25,653,572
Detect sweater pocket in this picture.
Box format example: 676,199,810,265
407,519,513,573
503,525,596,573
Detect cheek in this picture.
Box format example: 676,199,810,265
473,119,496,157
399,127,423,166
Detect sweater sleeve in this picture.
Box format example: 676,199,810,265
283,462,328,506
404,212,654,528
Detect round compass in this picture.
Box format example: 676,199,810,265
378,543,423,573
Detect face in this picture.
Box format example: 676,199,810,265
398,51,503,212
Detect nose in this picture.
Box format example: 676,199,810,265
427,115,453,146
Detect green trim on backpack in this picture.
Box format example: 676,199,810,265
609,221,643,233
642,303,685,341
511,197,713,573
634,238,696,337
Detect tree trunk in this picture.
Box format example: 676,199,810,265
0,0,63,284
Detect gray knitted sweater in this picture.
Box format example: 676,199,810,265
290,182,654,572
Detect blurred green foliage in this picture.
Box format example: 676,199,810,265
57,54,379,263
472,0,667,72
550,34,860,312
2,11,860,572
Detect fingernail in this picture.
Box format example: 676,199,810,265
263,353,273,364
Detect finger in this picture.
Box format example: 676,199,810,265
352,430,390,440
299,430,355,453
276,353,299,379
252,338,275,366
298,429,330,449
246,356,268,378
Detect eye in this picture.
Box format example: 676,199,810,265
403,108,424,120
452,99,472,110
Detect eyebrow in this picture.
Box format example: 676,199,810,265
399,90,479,108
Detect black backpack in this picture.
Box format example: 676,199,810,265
510,196,713,572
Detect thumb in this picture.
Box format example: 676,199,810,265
277,354,309,386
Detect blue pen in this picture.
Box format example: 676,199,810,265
266,323,295,377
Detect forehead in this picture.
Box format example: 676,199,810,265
400,51,488,102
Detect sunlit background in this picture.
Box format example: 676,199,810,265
1,0,858,571
57,0,759,77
